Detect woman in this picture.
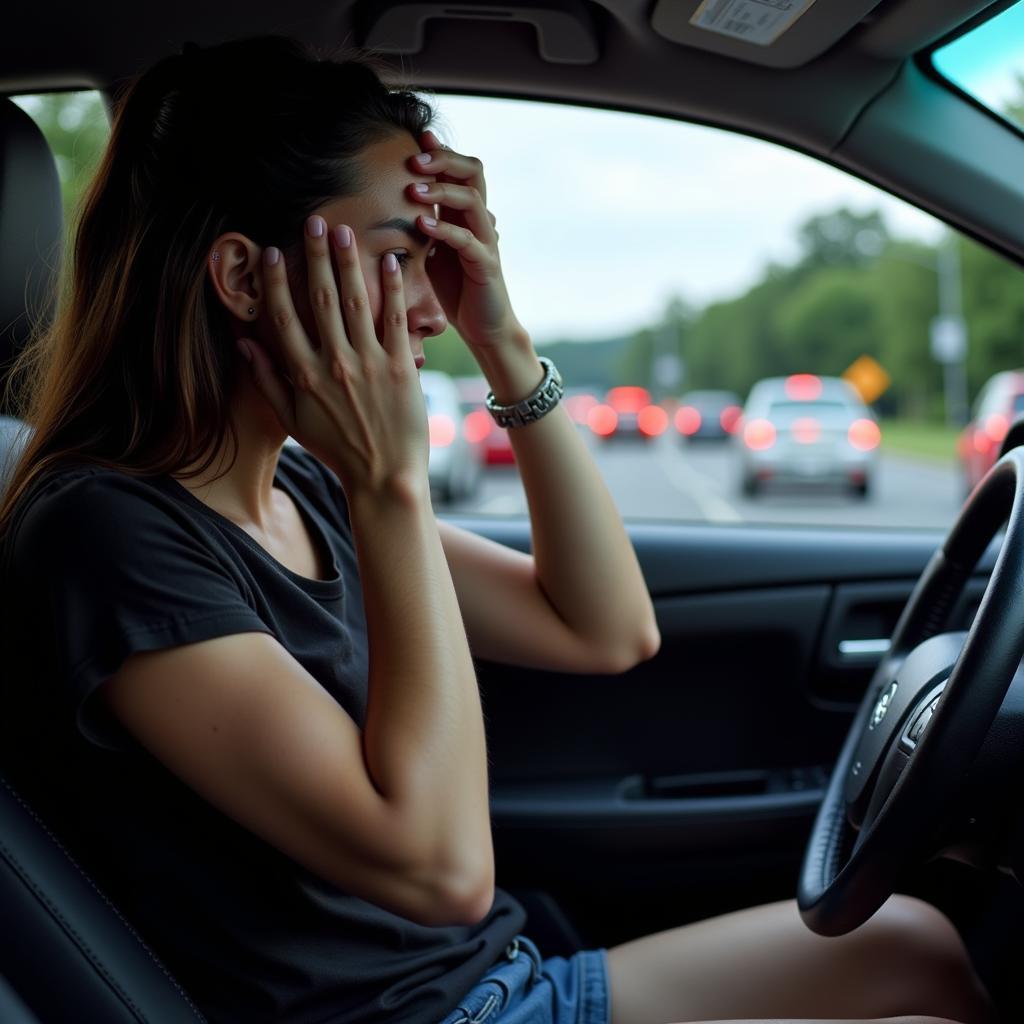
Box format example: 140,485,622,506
0,35,994,1024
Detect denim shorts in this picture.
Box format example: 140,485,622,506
438,935,609,1024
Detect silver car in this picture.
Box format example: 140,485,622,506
737,375,880,498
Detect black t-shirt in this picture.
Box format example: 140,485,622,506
0,444,526,1024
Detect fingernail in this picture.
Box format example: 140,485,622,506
264,247,280,266
306,215,324,238
236,339,252,362
416,152,432,164
413,183,430,193
333,225,352,248
383,253,398,273
422,216,437,227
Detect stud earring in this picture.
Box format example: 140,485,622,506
211,251,221,262
247,306,256,316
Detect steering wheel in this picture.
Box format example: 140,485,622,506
798,447,1024,936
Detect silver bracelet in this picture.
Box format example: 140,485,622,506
484,356,565,429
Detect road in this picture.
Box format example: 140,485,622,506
444,430,964,531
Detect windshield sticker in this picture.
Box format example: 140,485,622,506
689,0,818,46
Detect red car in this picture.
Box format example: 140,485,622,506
457,378,516,466
588,386,669,441
958,370,1024,492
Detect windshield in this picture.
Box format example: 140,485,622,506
932,2,1024,132
766,401,856,426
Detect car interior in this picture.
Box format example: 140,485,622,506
4,1,1024,1022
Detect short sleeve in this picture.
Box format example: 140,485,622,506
12,469,272,752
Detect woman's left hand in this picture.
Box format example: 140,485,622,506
407,131,526,350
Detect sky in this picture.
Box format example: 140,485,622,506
423,5,1024,343
933,2,1024,115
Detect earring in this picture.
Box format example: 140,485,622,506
211,251,221,262
247,306,256,316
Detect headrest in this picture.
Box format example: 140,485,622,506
0,98,63,417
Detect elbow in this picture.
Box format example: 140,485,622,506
596,619,662,675
639,620,662,662
445,879,496,926
440,853,495,925
410,856,495,928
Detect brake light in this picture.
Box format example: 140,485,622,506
973,430,993,456
985,414,1010,444
428,414,457,447
720,405,742,433
607,386,651,413
638,405,669,437
785,374,822,401
848,418,881,451
675,405,702,436
744,419,777,450
791,418,821,445
462,409,492,444
588,404,618,436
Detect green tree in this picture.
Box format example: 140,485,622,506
796,208,889,271
773,268,881,375
420,327,481,377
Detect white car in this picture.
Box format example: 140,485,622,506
737,375,880,498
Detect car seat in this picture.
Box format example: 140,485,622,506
0,94,209,1023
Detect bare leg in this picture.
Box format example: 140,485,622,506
606,896,996,1024
663,1018,964,1024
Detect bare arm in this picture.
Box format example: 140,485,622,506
99,214,494,928
408,133,660,674
444,338,661,674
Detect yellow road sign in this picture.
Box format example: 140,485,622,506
843,355,890,405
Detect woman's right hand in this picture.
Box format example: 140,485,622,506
237,215,429,500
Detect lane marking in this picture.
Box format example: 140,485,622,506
657,443,743,523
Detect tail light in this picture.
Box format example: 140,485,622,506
675,406,702,436
462,409,492,444
638,405,669,437
743,419,777,450
985,414,1010,444
588,404,618,437
428,414,457,448
785,374,822,400
848,418,881,452
973,429,993,456
720,406,742,433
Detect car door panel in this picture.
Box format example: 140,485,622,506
445,516,998,950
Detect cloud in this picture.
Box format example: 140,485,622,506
429,95,944,340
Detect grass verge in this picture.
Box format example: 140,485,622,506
879,419,959,463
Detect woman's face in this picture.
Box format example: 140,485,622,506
289,131,448,366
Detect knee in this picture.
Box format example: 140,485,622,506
883,1018,975,1024
870,895,993,1023
879,894,969,968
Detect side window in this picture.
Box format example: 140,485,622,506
10,91,110,237
420,94,1024,529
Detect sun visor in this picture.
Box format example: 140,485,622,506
651,0,885,69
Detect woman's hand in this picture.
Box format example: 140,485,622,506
237,215,429,500
407,130,526,351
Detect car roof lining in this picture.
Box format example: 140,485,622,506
2,0,1023,264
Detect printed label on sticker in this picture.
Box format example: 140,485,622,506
690,0,818,46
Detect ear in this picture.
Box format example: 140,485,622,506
207,233,262,324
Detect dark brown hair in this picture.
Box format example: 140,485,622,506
0,35,433,540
